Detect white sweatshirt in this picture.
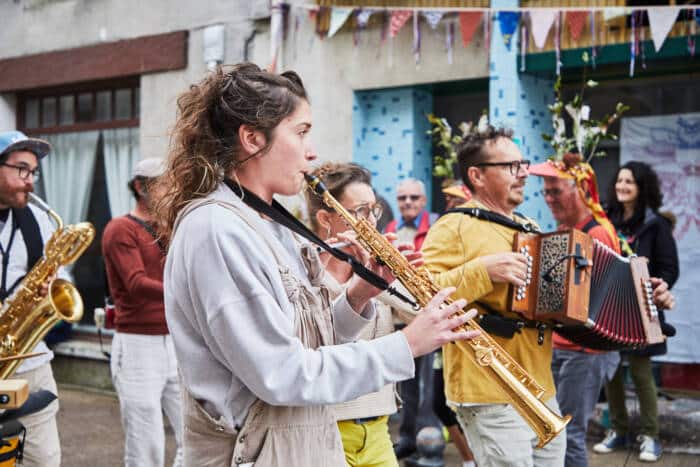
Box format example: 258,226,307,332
164,184,414,429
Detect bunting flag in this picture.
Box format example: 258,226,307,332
446,20,455,64
648,6,681,52
422,11,444,30
498,11,520,50
590,10,597,67
413,12,421,63
458,12,482,48
529,9,557,49
356,8,373,28
390,10,412,38
327,7,353,38
566,11,589,43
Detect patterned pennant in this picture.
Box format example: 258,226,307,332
498,11,521,50
529,9,557,49
648,6,681,52
356,8,373,28
566,11,589,43
422,11,444,30
459,12,482,48
327,8,353,38
390,10,412,38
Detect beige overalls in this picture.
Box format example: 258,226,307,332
174,198,347,466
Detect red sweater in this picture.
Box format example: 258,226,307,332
102,215,168,334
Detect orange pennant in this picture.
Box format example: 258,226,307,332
459,12,483,47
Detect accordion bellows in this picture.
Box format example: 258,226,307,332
509,230,664,351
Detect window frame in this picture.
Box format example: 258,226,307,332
17,77,140,135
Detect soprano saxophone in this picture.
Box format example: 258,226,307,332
0,193,95,379
305,174,570,448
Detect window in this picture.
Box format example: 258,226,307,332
18,78,139,134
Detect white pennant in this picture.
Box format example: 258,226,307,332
648,7,681,52
328,8,353,38
356,9,374,28
529,9,557,49
422,11,444,30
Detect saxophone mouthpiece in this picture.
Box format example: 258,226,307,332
27,192,50,212
304,173,327,195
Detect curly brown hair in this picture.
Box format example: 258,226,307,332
156,63,308,245
456,125,514,191
306,162,372,234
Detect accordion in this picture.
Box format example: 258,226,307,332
509,229,665,350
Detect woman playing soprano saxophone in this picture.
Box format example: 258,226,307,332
157,63,479,467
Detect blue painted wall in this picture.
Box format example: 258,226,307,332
489,0,556,231
352,87,433,220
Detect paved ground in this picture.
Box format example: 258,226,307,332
56,386,698,467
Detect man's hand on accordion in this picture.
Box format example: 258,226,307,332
401,287,480,358
480,252,529,288
650,277,675,310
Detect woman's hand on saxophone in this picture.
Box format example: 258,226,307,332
402,287,480,358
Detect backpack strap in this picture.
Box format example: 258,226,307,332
12,207,43,270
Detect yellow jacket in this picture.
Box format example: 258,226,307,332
422,200,556,404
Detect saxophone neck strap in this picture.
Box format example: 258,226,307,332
0,207,43,301
222,178,417,308
446,207,541,234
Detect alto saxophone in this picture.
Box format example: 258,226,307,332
0,193,95,379
305,174,570,448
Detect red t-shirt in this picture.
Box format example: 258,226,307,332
102,215,168,334
553,216,620,352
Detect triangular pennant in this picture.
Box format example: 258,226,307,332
459,12,482,47
498,11,520,50
422,11,444,30
356,8,373,28
459,11,484,47
648,7,681,52
529,9,557,49
327,7,353,38
390,10,412,38
566,11,589,42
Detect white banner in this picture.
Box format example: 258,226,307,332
621,113,700,363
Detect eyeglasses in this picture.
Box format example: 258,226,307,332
475,159,531,176
348,204,383,220
540,188,564,198
1,163,41,182
397,194,423,202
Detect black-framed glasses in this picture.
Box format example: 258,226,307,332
475,159,531,176
1,163,41,182
397,194,423,202
348,204,383,220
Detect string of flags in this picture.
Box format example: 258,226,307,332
270,2,699,76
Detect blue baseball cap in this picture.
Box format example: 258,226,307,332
0,131,51,160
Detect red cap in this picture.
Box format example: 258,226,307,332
528,160,575,179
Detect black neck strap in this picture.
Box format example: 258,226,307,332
446,207,541,234
222,178,417,309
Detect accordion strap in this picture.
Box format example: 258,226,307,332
475,301,549,345
446,207,541,234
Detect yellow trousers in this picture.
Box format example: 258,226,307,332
337,416,399,467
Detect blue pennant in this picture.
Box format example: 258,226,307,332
498,11,521,51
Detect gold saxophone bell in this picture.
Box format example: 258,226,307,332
0,195,94,380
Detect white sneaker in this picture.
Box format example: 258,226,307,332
593,430,628,454
638,435,662,462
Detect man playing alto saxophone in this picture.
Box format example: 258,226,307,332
0,131,65,467
422,126,567,466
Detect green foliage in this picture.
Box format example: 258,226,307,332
543,54,629,163
427,111,487,183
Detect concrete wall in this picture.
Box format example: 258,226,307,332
250,11,489,168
